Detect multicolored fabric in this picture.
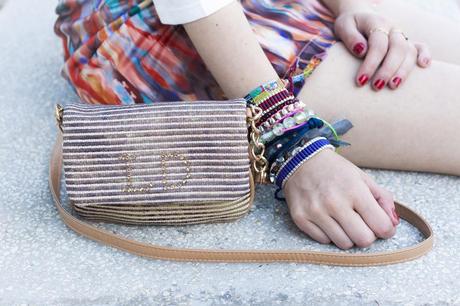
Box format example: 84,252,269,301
54,0,337,105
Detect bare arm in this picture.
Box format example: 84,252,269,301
183,1,278,98
320,0,372,16
182,1,398,249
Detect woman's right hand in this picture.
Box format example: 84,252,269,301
283,149,400,249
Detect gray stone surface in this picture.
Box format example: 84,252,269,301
0,0,459,305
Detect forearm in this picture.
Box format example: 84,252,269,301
183,1,279,98
321,0,373,16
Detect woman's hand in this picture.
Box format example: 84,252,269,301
283,149,400,249
333,7,431,91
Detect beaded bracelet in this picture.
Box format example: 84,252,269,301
274,137,335,188
258,100,305,132
258,97,298,127
259,103,297,133
260,114,323,144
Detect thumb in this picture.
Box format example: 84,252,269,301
334,15,368,58
360,172,400,226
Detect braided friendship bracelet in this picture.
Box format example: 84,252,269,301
252,88,285,106
257,90,292,111
244,79,286,104
274,137,335,188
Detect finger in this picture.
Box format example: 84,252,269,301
331,206,377,248
298,220,332,245
371,31,409,91
289,206,331,244
353,185,396,239
356,29,389,87
334,15,368,58
360,172,400,225
388,43,417,90
414,42,432,68
315,215,354,250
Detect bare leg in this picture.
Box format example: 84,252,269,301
372,0,460,64
299,42,460,175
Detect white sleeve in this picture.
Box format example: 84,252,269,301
152,0,235,25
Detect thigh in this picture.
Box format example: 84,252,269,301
373,0,460,65
299,42,460,176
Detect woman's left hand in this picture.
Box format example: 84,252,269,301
333,8,432,91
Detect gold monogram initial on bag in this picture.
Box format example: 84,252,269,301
119,153,153,193
160,152,191,191
119,152,191,193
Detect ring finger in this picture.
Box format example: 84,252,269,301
356,27,389,87
372,30,409,91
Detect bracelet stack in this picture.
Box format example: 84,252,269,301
245,77,353,193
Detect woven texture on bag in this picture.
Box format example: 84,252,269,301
61,100,252,225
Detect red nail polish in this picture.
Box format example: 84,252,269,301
374,79,385,90
353,43,365,55
392,77,402,87
358,74,369,86
392,208,400,224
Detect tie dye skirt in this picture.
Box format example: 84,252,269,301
54,0,337,105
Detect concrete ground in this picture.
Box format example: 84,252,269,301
0,0,459,305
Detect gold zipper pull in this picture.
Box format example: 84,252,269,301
54,104,64,132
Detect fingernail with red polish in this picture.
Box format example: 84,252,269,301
392,77,402,87
353,42,365,55
392,208,400,224
374,79,385,90
358,74,369,86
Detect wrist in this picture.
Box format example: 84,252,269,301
244,78,353,189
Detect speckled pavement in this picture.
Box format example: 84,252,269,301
0,1,459,305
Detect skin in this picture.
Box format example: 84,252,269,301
183,0,460,249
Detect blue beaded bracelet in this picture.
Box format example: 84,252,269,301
275,137,334,188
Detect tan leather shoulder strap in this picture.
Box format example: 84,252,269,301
49,134,433,266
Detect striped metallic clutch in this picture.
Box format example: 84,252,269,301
57,100,259,225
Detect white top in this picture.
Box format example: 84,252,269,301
153,0,235,25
